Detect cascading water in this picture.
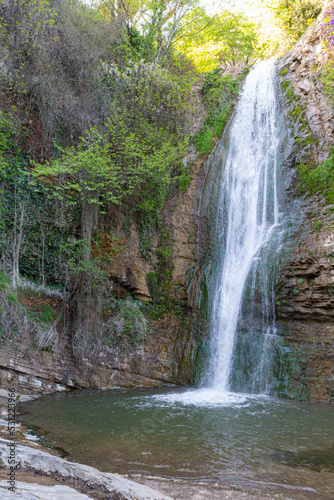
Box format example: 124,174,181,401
204,60,283,395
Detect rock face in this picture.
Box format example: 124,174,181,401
0,109,207,395
0,314,195,393
273,0,334,402
277,0,334,163
0,439,173,500
0,72,209,395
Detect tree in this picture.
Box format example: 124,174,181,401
177,9,263,71
267,0,322,46
214,11,262,66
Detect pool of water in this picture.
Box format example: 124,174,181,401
18,387,334,498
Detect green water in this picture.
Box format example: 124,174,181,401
19,388,334,498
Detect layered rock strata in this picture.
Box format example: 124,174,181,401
274,0,334,402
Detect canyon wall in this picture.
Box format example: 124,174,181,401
274,0,334,402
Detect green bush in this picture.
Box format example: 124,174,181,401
297,147,334,203
139,302,167,320
106,297,148,349
0,271,10,290
194,129,212,154
194,69,241,154
178,165,191,192
28,304,58,325
321,64,334,103
282,79,290,92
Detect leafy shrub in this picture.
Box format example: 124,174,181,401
194,129,212,154
282,79,290,92
28,304,58,324
297,147,334,203
268,0,322,47
321,63,334,103
178,165,191,192
139,301,167,320
194,69,241,154
106,297,148,350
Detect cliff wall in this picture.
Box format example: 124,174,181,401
0,80,209,394
274,0,334,402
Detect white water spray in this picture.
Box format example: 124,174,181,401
207,60,281,394
155,60,285,406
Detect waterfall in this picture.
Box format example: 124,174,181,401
206,60,282,395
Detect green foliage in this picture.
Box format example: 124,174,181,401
125,0,199,65
297,147,334,203
320,63,334,103
202,71,240,137
0,110,76,286
282,79,290,92
0,0,196,358
212,11,263,66
0,0,122,144
7,290,17,304
280,68,288,76
293,105,302,117
193,69,241,155
106,296,148,350
33,64,190,224
178,165,191,192
268,0,322,47
314,220,323,231
0,270,9,290
177,9,264,71
0,270,40,343
0,0,196,150
0,111,15,175
28,304,58,325
286,86,295,102
194,129,212,154
139,301,167,320
61,238,109,293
